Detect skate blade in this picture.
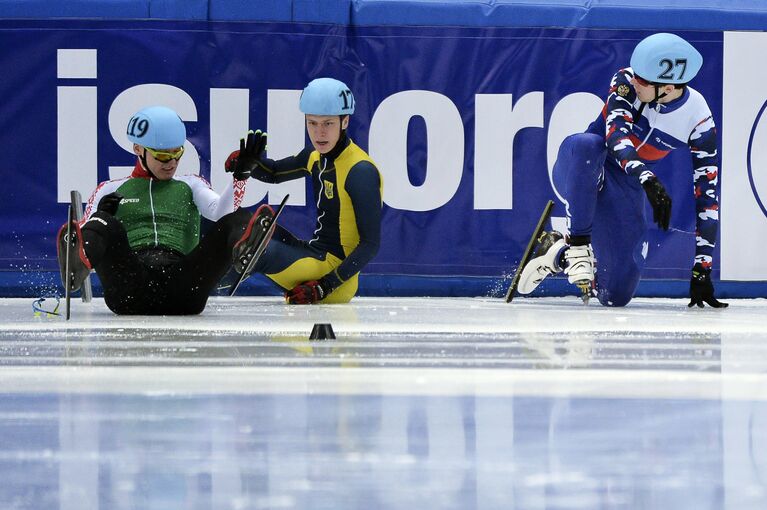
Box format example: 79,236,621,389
505,200,554,303
228,194,289,297
575,280,592,305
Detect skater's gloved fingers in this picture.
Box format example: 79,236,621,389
688,263,726,309
97,192,124,215
244,131,255,156
228,130,267,181
285,277,332,305
704,296,728,308
654,196,670,230
254,132,267,156
286,280,323,304
642,177,671,230
244,130,267,158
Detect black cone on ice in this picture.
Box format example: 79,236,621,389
310,323,335,340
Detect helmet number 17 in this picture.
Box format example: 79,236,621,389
339,89,355,111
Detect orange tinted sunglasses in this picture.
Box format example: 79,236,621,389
145,146,185,162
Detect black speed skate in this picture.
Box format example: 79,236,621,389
56,219,92,294
232,204,276,275
223,194,289,296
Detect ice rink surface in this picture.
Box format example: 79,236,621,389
1,295,766,509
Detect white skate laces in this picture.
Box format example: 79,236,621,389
563,244,595,286
517,234,596,297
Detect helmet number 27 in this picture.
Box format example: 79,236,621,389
658,58,687,81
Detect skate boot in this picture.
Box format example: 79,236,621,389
232,204,275,275
563,243,595,303
517,231,567,295
56,220,92,293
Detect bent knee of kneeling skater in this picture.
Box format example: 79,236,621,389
562,133,604,157
597,292,633,308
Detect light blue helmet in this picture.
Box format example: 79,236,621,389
630,33,703,84
299,78,355,116
126,106,186,149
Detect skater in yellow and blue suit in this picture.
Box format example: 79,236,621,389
225,78,383,304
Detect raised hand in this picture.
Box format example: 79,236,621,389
224,130,267,180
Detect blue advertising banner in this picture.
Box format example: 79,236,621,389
0,20,725,295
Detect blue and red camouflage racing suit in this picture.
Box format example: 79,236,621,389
552,67,720,306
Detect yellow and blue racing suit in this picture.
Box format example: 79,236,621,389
252,135,382,303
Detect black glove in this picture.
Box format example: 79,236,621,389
97,192,123,216
224,130,267,180
642,177,672,230
688,263,728,308
285,278,333,304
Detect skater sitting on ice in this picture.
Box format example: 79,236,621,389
224,78,383,304
57,105,274,315
518,33,727,309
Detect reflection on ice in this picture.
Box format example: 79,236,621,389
0,296,765,509
1,392,765,509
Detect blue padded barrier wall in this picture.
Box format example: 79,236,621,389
150,0,208,21
578,0,767,30
351,0,767,30
352,0,588,28
1,1,766,28
1,1,767,299
293,0,351,24
0,0,150,18
208,0,292,21
0,0,208,20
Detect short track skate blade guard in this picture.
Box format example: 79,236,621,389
228,194,290,297
505,200,554,303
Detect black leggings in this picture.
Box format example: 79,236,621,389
82,209,252,315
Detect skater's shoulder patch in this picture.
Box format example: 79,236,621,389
617,84,631,98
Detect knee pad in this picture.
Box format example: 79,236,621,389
597,290,633,307
81,211,125,264
554,133,607,190
563,134,606,172
564,132,603,155
82,211,119,236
